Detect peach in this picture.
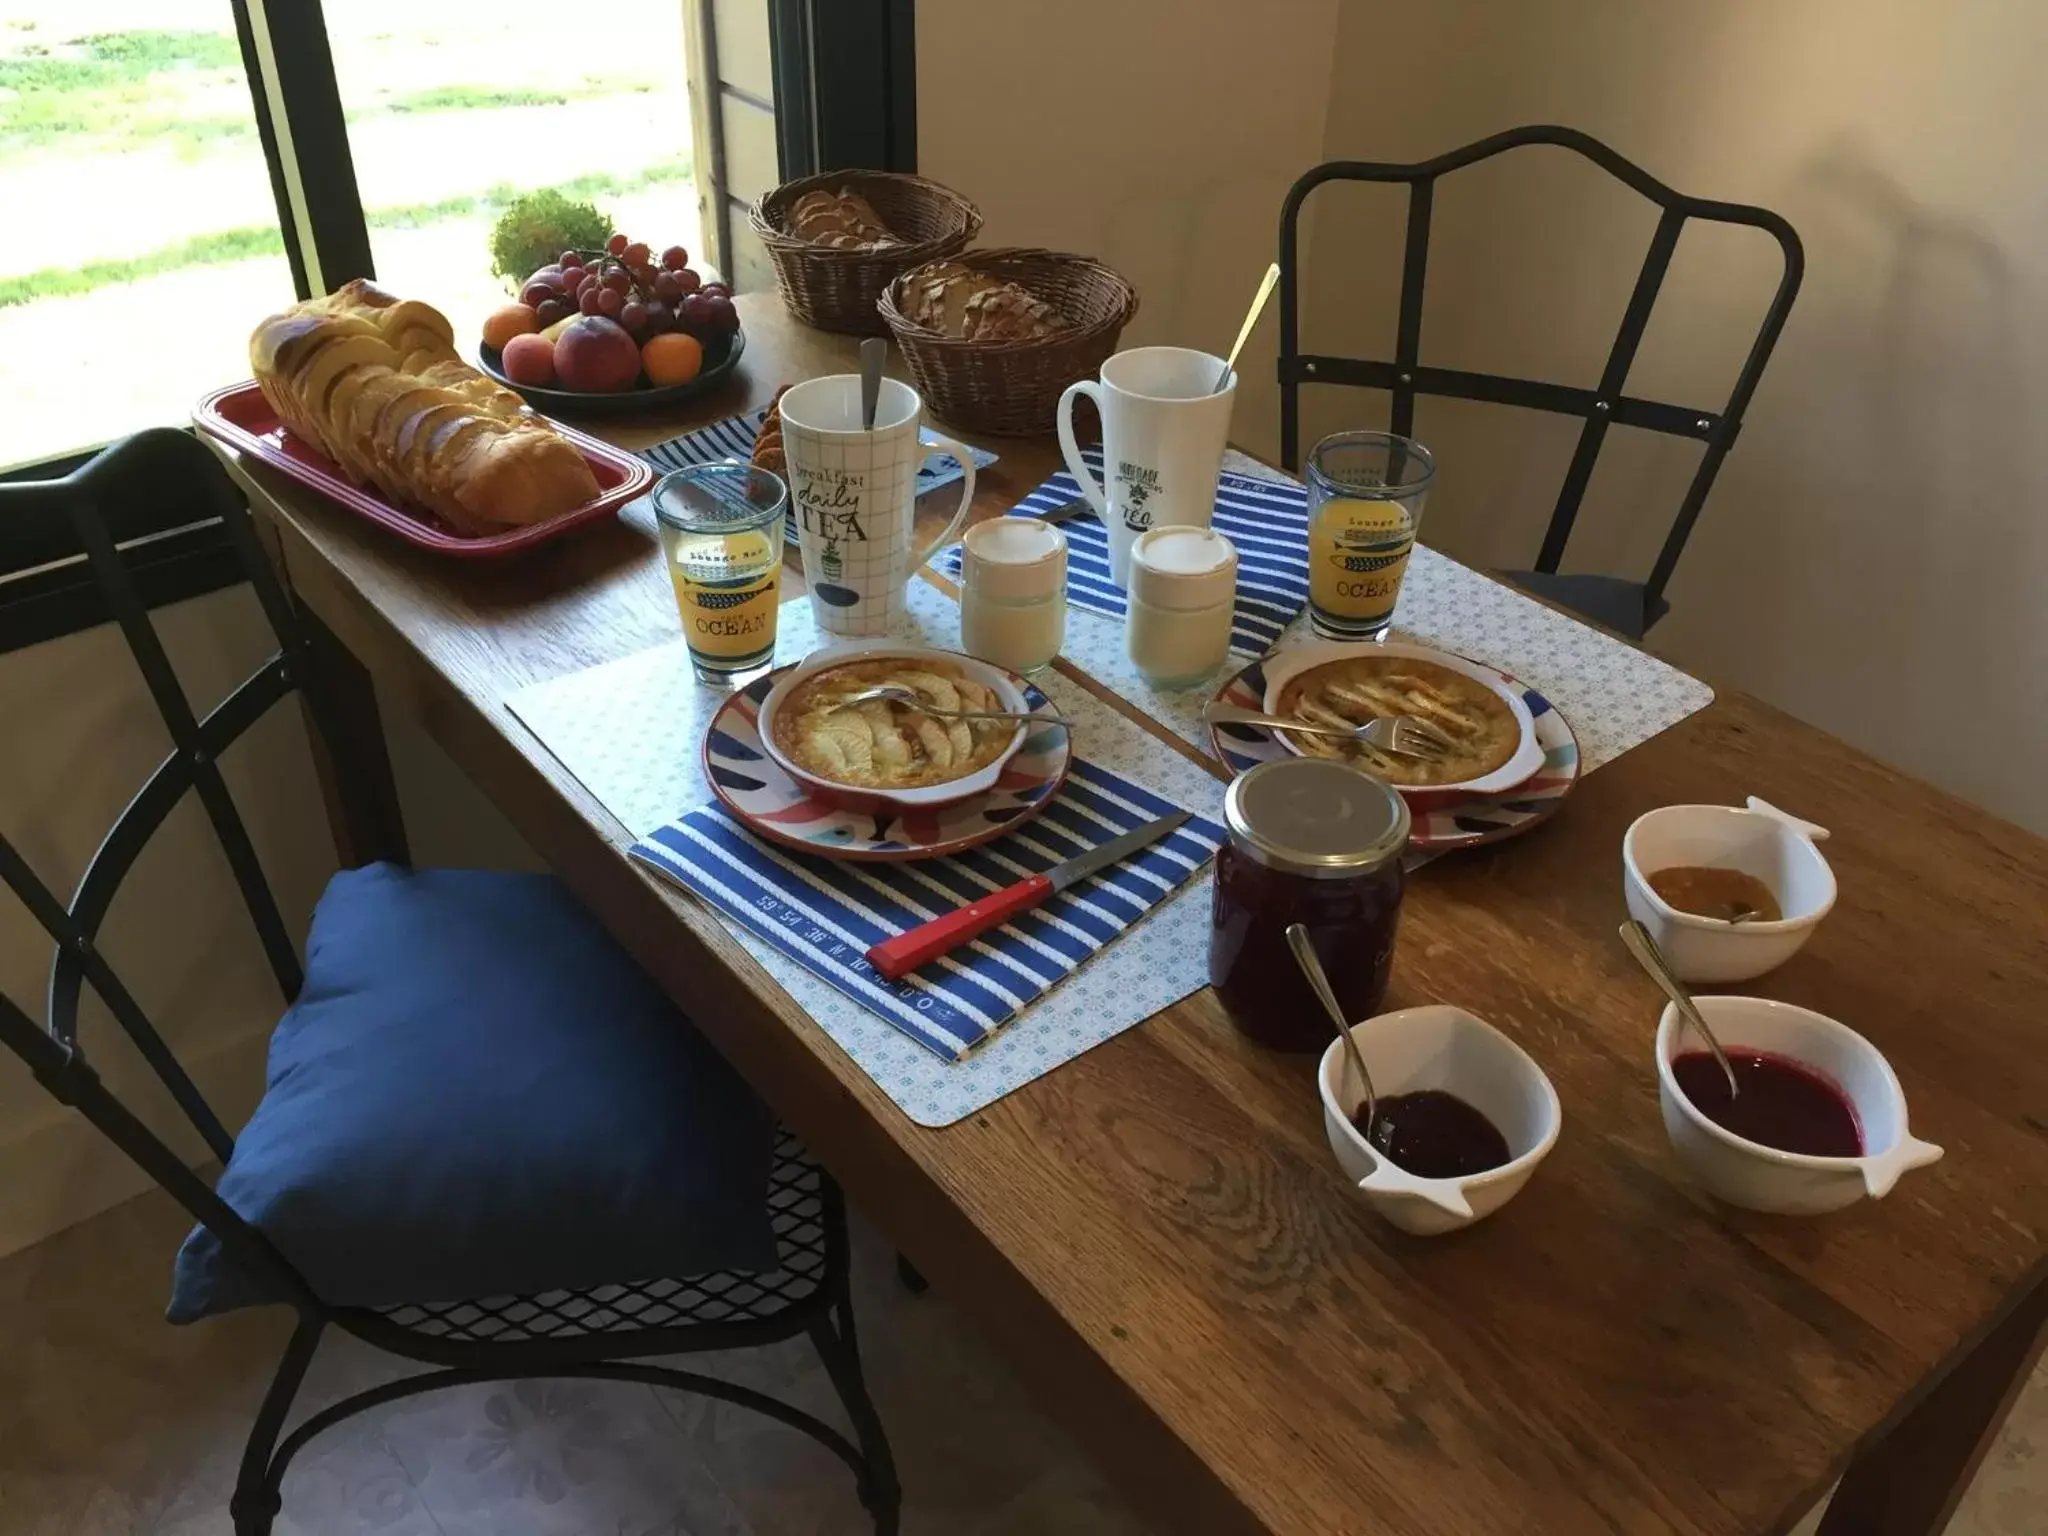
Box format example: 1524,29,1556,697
500,333,556,387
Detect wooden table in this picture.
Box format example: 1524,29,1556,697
224,294,2047,1536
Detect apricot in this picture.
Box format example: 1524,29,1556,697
642,331,703,387
483,302,540,351
500,333,556,386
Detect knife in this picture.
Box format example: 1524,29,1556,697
864,810,1192,981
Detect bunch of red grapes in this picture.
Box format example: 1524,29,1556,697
519,234,738,346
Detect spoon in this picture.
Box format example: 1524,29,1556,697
1286,923,1378,1135
1618,919,1740,1099
859,337,887,429
1212,261,1281,395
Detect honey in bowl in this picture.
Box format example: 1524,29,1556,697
1351,1090,1511,1180
1671,1049,1862,1157
1648,865,1782,923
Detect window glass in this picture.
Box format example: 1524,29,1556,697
324,1,705,346
0,3,295,469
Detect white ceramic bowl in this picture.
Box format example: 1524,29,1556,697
1623,796,1836,984
1318,1005,1561,1236
756,641,1031,811
1260,640,1543,801
1656,996,1943,1215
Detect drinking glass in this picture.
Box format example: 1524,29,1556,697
1304,432,1436,640
653,462,787,686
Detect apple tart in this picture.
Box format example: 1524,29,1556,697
1275,655,1521,787
774,659,1014,790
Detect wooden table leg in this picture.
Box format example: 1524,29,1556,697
1818,1272,2047,1535
295,601,410,870
237,467,410,869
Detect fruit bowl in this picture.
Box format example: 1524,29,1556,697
477,326,746,419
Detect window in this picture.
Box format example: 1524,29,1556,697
323,2,708,345
0,5,296,470
0,0,911,647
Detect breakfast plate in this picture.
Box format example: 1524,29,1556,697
702,665,1070,862
1207,651,1580,852
756,642,1033,813
1258,639,1545,802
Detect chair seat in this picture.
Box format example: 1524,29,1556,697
170,865,779,1323
373,1128,827,1346
1500,569,1670,640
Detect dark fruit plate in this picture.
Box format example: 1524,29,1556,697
477,326,745,418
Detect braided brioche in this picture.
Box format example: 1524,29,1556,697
250,279,599,534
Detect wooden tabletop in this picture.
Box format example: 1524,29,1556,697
226,294,2048,1536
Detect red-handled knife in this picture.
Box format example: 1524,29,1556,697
865,810,1192,981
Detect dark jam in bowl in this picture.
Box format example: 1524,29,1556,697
1209,758,1409,1052
1671,1049,1862,1157
1352,1090,1511,1179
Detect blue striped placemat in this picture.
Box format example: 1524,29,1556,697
941,448,1311,656
628,757,1226,1063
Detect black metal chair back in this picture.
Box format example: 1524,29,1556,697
0,428,329,1311
1278,124,1803,632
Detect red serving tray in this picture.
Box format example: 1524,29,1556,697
193,380,654,557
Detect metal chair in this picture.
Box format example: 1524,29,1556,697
0,429,900,1535
1278,124,1803,638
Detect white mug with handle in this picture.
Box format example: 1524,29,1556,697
779,374,979,637
1057,345,1236,587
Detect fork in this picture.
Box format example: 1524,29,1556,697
1203,702,1453,760
831,685,1072,730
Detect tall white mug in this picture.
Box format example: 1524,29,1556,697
779,375,978,637
1057,346,1236,587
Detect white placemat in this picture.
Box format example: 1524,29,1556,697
507,580,1231,1127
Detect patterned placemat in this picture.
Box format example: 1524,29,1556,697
505,581,1234,1126
629,759,1226,1062
938,446,1310,656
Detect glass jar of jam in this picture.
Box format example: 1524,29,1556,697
1210,757,1410,1051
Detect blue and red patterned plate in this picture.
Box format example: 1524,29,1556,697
1206,651,1581,852
701,665,1070,862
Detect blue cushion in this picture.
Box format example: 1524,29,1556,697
169,865,778,1322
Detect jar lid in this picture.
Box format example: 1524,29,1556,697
1128,526,1238,610
962,517,1067,601
1222,757,1411,877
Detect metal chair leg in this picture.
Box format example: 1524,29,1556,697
809,1297,901,1536
231,1313,323,1535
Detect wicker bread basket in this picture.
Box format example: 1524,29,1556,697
749,171,981,335
877,248,1139,437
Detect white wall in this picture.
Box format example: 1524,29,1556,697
1299,0,2048,832
917,0,1342,464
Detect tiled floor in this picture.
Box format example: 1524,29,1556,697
0,1187,2039,1535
